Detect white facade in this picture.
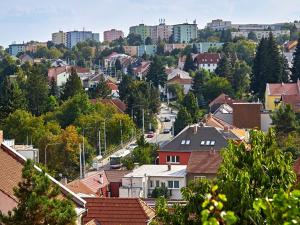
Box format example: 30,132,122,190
206,19,232,31
198,62,218,72
231,30,290,40
119,165,186,200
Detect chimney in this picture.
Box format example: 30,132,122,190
224,126,229,133
167,163,171,171
193,125,198,134
0,130,3,144
99,174,103,184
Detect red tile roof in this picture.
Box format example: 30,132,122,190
168,75,192,85
281,94,300,112
266,81,300,96
187,151,222,174
83,198,155,225
106,81,118,91
209,93,237,108
0,189,17,215
90,99,127,114
133,61,151,75
195,53,221,65
48,66,90,81
0,143,86,214
294,158,300,182
104,170,131,183
66,180,95,196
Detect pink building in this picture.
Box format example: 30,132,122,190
103,29,124,42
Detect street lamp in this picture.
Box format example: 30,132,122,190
44,143,61,166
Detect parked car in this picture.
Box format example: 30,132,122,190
146,131,154,138
164,117,171,122
163,128,170,134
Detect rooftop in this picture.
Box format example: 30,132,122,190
124,165,187,178
187,151,222,174
266,81,300,96
104,170,131,183
83,197,155,225
195,53,221,64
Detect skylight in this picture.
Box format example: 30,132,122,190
210,141,215,146
181,140,186,145
206,141,211,145
201,141,205,145
186,140,190,145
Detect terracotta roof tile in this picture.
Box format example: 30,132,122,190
104,170,131,183
267,82,300,96
195,53,221,65
281,94,300,112
187,151,222,174
66,180,95,196
83,198,155,225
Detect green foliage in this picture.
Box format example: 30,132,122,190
232,61,251,98
182,92,200,122
61,68,83,101
271,104,299,136
151,186,169,198
147,56,167,88
0,160,76,225
168,84,184,103
253,189,300,225
248,31,258,42
220,30,232,42
291,38,300,81
183,53,196,72
174,107,192,135
88,75,111,99
26,64,49,115
251,34,288,98
202,76,233,103
217,129,296,224
215,55,233,82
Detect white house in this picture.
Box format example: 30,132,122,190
195,53,221,72
167,68,192,95
119,164,187,200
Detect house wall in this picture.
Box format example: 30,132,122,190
158,151,191,165
198,63,218,72
109,182,122,197
57,72,70,87
265,94,281,111
187,173,216,184
261,113,272,132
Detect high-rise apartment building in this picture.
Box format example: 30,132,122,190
66,31,99,49
103,29,124,43
173,22,198,43
129,24,150,43
52,31,67,46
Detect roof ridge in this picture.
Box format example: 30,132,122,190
137,198,156,220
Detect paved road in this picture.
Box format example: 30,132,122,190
147,103,178,147
88,103,177,173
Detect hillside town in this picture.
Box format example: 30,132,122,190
1,3,300,224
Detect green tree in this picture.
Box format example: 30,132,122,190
49,77,58,97
218,129,296,224
26,65,49,115
151,186,169,198
220,30,232,42
182,92,199,122
118,74,133,102
147,56,167,88
215,55,233,82
127,33,143,46
183,53,196,72
247,31,257,42
271,104,298,136
61,68,83,101
115,58,122,71
145,37,153,45
127,64,134,76
202,76,233,102
174,107,192,135
0,160,77,225
88,75,111,99
291,37,300,82
253,189,300,225
232,61,251,98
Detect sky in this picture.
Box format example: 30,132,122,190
1,0,300,47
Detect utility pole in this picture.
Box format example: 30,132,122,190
79,144,82,179
98,129,101,156
82,130,85,178
120,120,123,148
104,121,107,153
142,109,145,134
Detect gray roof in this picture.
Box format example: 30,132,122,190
160,125,236,152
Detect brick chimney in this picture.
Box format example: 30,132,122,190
0,130,3,144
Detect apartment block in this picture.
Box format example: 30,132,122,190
129,24,150,43
173,22,198,43
52,31,67,46
103,29,124,43
66,31,99,49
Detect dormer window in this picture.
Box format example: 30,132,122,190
211,141,215,146
206,141,211,145
186,140,190,145
181,140,186,145
201,141,205,145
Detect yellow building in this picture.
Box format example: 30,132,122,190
265,81,300,111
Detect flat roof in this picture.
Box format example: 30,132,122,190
124,165,186,178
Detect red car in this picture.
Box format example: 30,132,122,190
146,132,154,138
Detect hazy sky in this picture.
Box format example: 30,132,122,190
1,0,300,47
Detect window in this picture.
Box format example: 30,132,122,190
186,140,190,145
201,141,205,145
210,141,215,146
194,176,206,181
181,140,186,145
167,155,180,163
206,141,211,145
161,182,166,188
168,181,180,189
150,180,153,188
156,180,160,187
